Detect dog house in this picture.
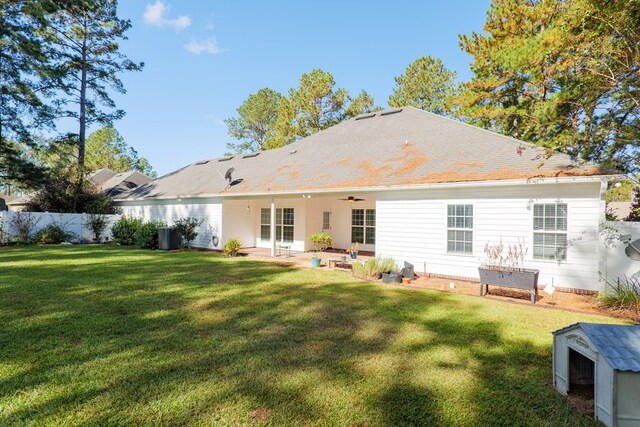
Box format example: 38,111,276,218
552,323,640,427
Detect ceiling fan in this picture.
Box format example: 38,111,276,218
338,196,366,203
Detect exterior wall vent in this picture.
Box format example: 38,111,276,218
380,108,403,116
218,156,233,162
195,160,210,165
355,113,376,120
242,152,260,159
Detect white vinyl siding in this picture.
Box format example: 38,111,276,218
447,204,473,254
533,203,567,261
375,181,602,291
117,198,223,249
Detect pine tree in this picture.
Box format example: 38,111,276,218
44,0,143,175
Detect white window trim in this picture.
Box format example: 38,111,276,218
532,203,568,262
351,208,375,245
260,207,295,243
446,204,474,255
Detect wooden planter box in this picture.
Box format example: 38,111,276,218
478,267,540,304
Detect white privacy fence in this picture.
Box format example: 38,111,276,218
0,211,121,243
601,221,640,284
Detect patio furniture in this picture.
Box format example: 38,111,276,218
276,243,291,257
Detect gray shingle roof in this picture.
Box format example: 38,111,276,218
117,107,612,200
554,323,640,372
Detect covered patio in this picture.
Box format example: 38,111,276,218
221,193,377,257
239,246,375,268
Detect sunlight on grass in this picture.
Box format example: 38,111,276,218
0,245,623,426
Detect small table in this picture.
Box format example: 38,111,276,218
276,244,291,257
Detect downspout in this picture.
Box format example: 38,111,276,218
598,179,608,290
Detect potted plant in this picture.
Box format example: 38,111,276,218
86,213,108,244
478,239,540,303
308,232,333,267
223,237,242,257
346,242,359,259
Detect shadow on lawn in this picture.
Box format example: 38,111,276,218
0,246,597,426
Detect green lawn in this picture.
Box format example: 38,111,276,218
0,246,623,426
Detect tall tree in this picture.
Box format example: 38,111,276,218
85,126,156,177
44,0,143,174
225,88,282,154
388,56,458,115
31,127,156,178
458,0,640,172
274,69,349,143
345,90,381,118
0,0,56,188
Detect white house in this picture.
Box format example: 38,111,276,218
114,107,622,292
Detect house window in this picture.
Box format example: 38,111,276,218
447,204,473,254
322,211,331,230
260,208,270,240
533,203,567,260
260,207,295,243
352,209,375,244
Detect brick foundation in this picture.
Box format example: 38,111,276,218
417,271,598,295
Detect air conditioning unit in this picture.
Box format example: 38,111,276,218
158,227,180,250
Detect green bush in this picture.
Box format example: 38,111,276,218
596,276,640,314
134,220,166,249
352,256,398,279
34,224,71,244
111,217,144,245
223,238,242,256
173,217,204,247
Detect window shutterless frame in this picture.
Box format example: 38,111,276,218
532,203,567,261
260,207,294,243
446,204,473,254
351,208,375,244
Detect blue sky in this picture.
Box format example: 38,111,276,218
110,1,490,176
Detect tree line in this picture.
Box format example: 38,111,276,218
225,0,639,178
1,0,152,202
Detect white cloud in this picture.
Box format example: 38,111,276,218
143,1,191,31
184,38,225,55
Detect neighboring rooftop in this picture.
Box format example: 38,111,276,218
7,168,152,209
607,201,633,220
88,168,118,186
97,170,153,197
117,107,611,200
554,323,640,372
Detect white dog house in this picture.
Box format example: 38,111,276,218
552,323,640,426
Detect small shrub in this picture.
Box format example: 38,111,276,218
173,217,204,247
34,224,71,244
134,220,166,249
596,276,640,316
111,217,144,245
223,238,242,256
87,214,109,240
9,212,40,242
352,256,398,279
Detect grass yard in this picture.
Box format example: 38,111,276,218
0,246,625,426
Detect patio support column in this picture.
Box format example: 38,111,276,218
270,198,276,257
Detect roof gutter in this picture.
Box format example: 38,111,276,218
113,174,624,203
